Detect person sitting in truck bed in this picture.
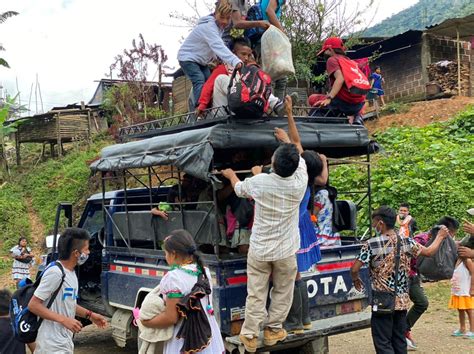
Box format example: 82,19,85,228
196,37,284,118
177,0,243,109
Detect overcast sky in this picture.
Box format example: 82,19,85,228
0,0,418,113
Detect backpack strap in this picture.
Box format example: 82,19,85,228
46,261,66,309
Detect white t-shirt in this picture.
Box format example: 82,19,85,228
34,262,78,354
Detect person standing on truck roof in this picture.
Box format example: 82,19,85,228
351,206,450,354
274,96,327,334
396,203,418,238
28,228,107,354
140,230,225,354
311,37,366,125
177,0,243,109
216,0,270,48
405,216,460,350
221,119,308,353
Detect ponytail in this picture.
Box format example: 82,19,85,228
164,229,207,278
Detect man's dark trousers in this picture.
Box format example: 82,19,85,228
371,310,407,354
406,275,429,330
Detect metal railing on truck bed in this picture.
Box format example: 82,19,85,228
118,106,351,141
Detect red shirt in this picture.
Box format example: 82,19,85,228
197,64,228,111
326,55,365,104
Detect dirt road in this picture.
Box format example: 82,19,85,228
74,282,472,354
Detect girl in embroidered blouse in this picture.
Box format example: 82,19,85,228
141,230,224,354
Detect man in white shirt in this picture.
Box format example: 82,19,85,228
222,141,307,352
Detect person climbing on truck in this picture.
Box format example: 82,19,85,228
274,96,327,335
221,117,307,352
177,0,242,108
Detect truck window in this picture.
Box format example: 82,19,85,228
82,205,104,235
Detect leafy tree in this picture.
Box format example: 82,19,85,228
105,34,168,131
0,11,19,68
281,0,374,84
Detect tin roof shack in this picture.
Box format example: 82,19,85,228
351,30,473,102
13,107,93,165
89,78,173,113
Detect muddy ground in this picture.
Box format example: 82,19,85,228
73,282,472,354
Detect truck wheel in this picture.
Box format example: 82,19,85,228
298,336,329,354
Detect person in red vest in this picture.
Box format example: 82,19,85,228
310,37,367,125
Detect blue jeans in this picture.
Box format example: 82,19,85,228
179,61,211,108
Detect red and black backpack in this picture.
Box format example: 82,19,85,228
227,64,272,119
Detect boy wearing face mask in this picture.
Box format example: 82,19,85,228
396,202,418,238
29,228,107,354
351,206,449,354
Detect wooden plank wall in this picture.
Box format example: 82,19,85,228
172,76,192,114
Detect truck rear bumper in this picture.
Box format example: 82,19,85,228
225,310,371,353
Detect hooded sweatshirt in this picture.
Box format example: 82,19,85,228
177,15,241,68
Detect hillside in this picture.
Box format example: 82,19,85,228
365,0,474,37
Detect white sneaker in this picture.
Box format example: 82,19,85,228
406,337,417,351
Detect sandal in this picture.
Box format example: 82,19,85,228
451,329,465,337
464,331,474,339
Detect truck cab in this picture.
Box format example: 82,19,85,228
51,110,379,352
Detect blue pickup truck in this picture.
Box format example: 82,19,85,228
49,114,378,353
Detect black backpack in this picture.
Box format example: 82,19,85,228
227,64,272,119
10,261,65,343
416,227,458,281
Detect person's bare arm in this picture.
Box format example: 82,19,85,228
351,260,364,291
232,11,270,30
76,304,107,328
458,246,474,259
151,208,169,220
141,298,180,328
463,258,474,296
418,227,449,257
463,221,474,235
320,69,344,107
266,0,284,32
29,295,83,333
222,169,241,189
284,96,303,154
314,154,328,186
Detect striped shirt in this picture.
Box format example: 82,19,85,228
235,157,307,261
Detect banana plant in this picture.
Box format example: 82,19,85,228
0,11,19,68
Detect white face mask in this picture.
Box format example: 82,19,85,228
374,220,383,237
77,252,89,266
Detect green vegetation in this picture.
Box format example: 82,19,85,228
365,0,474,37
331,105,474,232
0,139,110,276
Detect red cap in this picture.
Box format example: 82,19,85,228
308,94,327,107
317,37,345,56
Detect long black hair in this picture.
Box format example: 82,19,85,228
164,229,207,278
301,150,323,213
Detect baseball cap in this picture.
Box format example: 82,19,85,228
317,37,345,56
467,208,474,216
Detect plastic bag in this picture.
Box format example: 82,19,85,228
261,26,295,81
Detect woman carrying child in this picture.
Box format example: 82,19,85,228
141,230,225,353
177,0,242,108
449,237,474,339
